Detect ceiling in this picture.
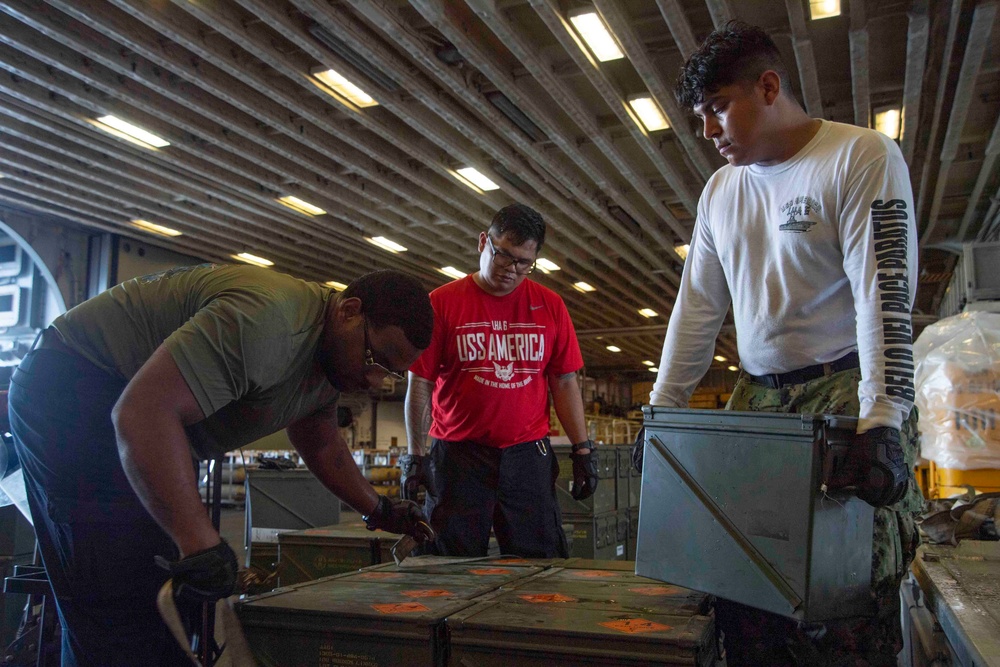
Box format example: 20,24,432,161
0,0,997,380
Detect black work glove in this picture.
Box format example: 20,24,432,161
631,427,645,474
397,454,428,502
363,495,435,542
849,427,909,507
570,440,599,501
155,539,238,606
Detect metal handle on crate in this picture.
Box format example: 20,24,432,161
647,435,804,612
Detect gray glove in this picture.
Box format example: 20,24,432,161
570,440,599,501
849,427,909,507
397,453,428,501
363,495,435,542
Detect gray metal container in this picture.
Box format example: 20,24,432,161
562,512,626,561
636,407,874,622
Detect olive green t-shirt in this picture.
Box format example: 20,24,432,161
52,263,339,459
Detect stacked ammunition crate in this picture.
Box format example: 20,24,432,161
553,443,638,560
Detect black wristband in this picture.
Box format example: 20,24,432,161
363,495,388,530
572,439,596,453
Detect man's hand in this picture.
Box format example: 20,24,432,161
631,427,645,474
849,427,908,507
397,454,428,502
156,539,238,605
364,495,436,542
570,440,599,501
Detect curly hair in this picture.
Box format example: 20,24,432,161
675,21,793,110
487,203,546,252
341,270,433,349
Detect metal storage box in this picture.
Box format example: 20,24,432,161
553,445,617,515
278,524,392,586
636,408,874,621
562,512,625,561
615,445,631,510
244,469,340,543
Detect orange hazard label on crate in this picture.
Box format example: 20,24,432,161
518,593,577,603
355,572,404,580
469,568,511,575
371,602,430,614
599,618,673,634
492,558,530,564
629,585,681,596
572,570,616,578
402,589,453,598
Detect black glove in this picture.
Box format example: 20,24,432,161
570,440,599,501
155,539,238,605
631,427,645,474
397,454,428,502
849,426,909,507
363,495,436,542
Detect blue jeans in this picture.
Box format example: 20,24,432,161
9,349,188,666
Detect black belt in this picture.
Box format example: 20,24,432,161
745,352,860,389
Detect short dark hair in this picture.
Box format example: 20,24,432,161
675,21,793,110
487,204,546,252
342,270,433,349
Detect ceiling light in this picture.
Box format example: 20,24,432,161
638,308,658,318
727,365,739,372
439,266,467,280
874,107,902,141
628,95,670,132
325,280,348,291
536,258,561,273
642,360,655,366
278,195,326,216
809,0,841,19
454,167,500,192
648,366,658,373
606,345,621,353
568,9,624,62
92,115,169,149
573,282,596,293
714,355,726,362
234,252,274,267
130,219,182,237
311,68,378,108
674,244,690,261
366,236,407,253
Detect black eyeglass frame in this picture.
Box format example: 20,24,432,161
485,235,536,275
363,316,406,381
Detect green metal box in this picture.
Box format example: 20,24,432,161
627,507,639,561
562,512,625,561
278,524,390,586
615,446,631,510
637,408,874,622
553,445,617,516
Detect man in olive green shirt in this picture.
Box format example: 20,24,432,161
8,264,434,666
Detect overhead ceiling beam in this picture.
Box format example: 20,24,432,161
956,101,1000,240
783,0,824,117
900,0,930,165
704,0,737,29
655,0,699,57
848,0,871,129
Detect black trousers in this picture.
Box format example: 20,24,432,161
422,438,569,558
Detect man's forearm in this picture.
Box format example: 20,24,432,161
404,372,433,455
550,373,590,447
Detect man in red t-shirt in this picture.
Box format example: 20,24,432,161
400,204,599,557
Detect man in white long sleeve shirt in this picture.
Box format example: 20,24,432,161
650,21,921,666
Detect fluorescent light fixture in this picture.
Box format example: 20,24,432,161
809,0,841,19
713,355,726,362
366,236,407,253
233,252,274,267
875,107,902,141
638,308,658,318
454,167,500,191
568,9,624,62
536,258,561,273
130,218,182,237
728,365,739,372
312,68,378,107
628,95,670,132
674,244,690,261
439,266,467,280
573,281,596,293
278,196,326,216
325,280,348,291
606,345,621,353
92,115,169,149
649,366,658,372
642,360,655,366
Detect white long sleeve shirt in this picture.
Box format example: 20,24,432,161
651,120,917,431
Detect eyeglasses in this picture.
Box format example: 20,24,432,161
363,317,406,381
486,236,535,275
